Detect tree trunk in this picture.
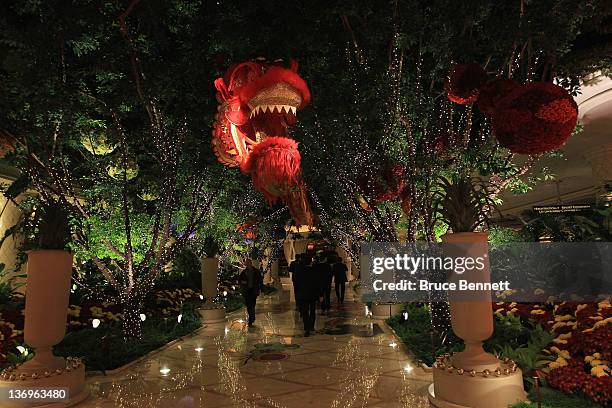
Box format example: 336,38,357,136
121,297,143,339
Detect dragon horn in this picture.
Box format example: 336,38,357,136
214,78,229,100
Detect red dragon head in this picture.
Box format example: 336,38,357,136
212,59,310,167
212,59,314,225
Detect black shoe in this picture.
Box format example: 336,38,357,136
304,331,310,337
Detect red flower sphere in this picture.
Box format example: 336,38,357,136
446,63,488,104
492,82,578,154
359,164,405,205
477,78,520,116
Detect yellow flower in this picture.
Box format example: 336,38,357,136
531,309,545,315
551,321,568,331
593,317,611,329
554,314,573,322
591,365,610,377
576,304,588,313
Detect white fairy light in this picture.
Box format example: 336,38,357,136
16,346,26,354
140,313,146,321
159,367,170,376
92,319,101,328
404,364,414,373
177,314,183,323
194,347,203,352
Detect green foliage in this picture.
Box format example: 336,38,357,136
37,201,71,250
521,210,611,242
72,208,155,263
54,301,201,372
386,304,463,366
511,386,601,408
159,248,201,289
489,324,554,377
0,263,24,310
488,225,525,246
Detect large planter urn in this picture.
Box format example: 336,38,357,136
428,232,525,408
0,250,88,407
199,257,225,324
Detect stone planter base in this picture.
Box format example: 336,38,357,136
198,307,226,324
428,361,526,408
0,363,88,408
370,303,403,319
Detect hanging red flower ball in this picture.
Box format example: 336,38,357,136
359,164,405,205
446,63,488,105
477,78,520,116
241,136,302,204
492,82,578,154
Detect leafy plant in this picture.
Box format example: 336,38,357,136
511,386,601,408
492,324,554,389
387,304,463,366
434,177,497,233
0,263,24,310
37,200,71,250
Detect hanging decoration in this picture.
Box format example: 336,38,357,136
212,59,314,225
477,78,520,116
491,82,578,154
446,63,488,105
358,164,405,206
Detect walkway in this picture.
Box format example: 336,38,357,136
77,283,432,407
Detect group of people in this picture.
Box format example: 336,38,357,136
289,252,349,337
237,253,349,335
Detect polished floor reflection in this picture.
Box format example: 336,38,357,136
77,285,432,407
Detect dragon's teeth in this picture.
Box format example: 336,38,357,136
291,106,296,114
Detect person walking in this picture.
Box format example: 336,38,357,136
314,254,333,314
300,255,318,337
332,255,348,304
290,254,305,315
239,258,263,328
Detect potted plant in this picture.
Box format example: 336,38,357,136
199,236,225,323
0,200,88,405
429,177,525,407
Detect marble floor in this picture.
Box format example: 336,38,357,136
76,285,432,408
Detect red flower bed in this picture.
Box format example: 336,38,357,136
494,299,611,405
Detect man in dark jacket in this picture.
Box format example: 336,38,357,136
299,255,319,336
290,254,304,315
314,254,333,314
239,258,263,327
332,256,349,304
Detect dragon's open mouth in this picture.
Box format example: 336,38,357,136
249,104,297,118
247,83,301,138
